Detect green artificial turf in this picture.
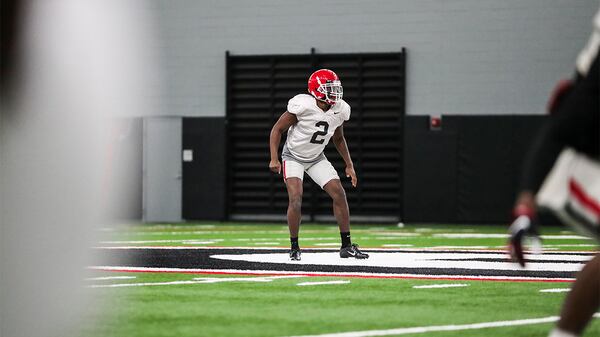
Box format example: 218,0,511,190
83,223,600,337
100,223,597,251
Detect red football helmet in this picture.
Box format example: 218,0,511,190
308,69,343,105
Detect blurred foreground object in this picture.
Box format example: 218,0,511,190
0,1,160,336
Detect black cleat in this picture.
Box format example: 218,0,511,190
289,248,301,261
340,244,369,259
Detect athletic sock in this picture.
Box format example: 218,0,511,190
290,237,299,250
548,327,578,337
340,232,351,248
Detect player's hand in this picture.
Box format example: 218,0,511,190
508,213,541,267
269,159,281,174
508,192,542,266
345,166,357,187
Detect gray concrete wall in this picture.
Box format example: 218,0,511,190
154,0,598,117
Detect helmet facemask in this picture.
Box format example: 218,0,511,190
317,80,343,105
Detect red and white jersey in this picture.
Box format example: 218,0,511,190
284,94,350,162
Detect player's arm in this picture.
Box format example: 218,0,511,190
269,111,298,174
332,124,357,187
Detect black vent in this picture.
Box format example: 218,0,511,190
226,49,406,222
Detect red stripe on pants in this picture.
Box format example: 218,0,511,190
569,178,600,217
283,160,286,181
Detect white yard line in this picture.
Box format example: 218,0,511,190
428,246,494,249
432,233,590,240
88,280,207,288
99,239,221,244
192,275,304,283
413,284,469,289
89,275,305,288
540,288,571,293
182,240,216,245
297,281,350,286
85,276,137,281
543,244,598,247
286,314,600,337
121,230,338,236
374,233,421,237
233,238,333,242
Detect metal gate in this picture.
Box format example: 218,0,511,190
226,49,406,222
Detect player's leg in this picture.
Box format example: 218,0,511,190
322,179,349,233
549,253,600,337
547,56,600,337
286,177,303,243
283,160,304,260
307,160,368,259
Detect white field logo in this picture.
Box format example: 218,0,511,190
210,250,590,273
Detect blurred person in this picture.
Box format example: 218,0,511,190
508,8,600,337
269,69,369,261
0,1,159,336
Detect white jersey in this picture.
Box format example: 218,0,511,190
283,94,351,162
576,8,600,76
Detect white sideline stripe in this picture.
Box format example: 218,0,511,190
85,276,137,281
287,315,599,337
413,284,469,289
88,266,576,282
540,288,571,293
297,281,350,286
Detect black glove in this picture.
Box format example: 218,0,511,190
508,215,542,267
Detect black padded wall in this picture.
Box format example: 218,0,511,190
403,115,545,224
182,114,545,224
182,117,226,220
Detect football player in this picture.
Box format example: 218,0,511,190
509,8,599,337
269,69,369,261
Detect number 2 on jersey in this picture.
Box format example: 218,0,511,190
310,121,329,144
